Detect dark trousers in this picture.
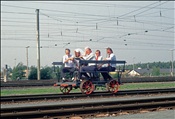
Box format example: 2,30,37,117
99,66,116,80
80,65,96,79
61,67,75,79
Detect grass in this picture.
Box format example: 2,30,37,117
1,82,175,96
119,82,175,90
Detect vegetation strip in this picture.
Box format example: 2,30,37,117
1,81,175,96
3,61,174,81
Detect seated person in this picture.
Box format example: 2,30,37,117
72,48,84,81
99,47,116,81
74,48,84,68
95,50,103,61
61,48,76,81
93,50,103,78
79,46,96,80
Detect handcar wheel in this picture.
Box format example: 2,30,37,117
60,85,72,94
106,79,119,94
80,80,94,95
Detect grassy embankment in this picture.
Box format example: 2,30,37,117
1,82,175,96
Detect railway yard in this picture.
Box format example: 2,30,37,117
1,77,175,119
1,1,174,118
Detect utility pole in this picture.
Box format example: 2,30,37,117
171,49,174,77
14,58,16,67
133,57,135,70
26,46,29,79
36,9,40,80
147,63,150,77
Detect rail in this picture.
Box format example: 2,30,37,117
1,96,175,118
1,88,175,103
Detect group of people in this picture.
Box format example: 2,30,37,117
61,46,117,81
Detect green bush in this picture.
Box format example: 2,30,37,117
28,66,37,80
40,66,52,80
12,62,26,80
28,66,55,80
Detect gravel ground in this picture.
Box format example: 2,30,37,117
95,110,175,119
1,94,175,108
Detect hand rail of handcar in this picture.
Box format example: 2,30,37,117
52,60,126,73
52,62,63,73
78,60,126,73
52,60,126,65
79,60,126,65
52,62,63,65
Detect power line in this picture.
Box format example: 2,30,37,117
2,4,113,18
2,7,174,28
1,11,35,15
97,1,170,24
1,4,37,10
1,45,172,51
2,2,174,10
1,2,173,44
134,1,168,16
2,1,173,23
116,1,159,18
2,35,173,47
132,9,173,17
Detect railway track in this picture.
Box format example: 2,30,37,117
1,96,175,119
1,76,174,87
1,88,175,103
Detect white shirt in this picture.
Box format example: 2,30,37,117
62,54,75,67
83,52,95,66
95,55,103,61
83,52,95,60
95,55,103,67
106,53,117,67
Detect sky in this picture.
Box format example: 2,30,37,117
1,1,175,70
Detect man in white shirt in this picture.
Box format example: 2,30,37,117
82,46,95,61
61,48,75,81
79,47,95,80
99,47,116,80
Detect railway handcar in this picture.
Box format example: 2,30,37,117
53,59,126,95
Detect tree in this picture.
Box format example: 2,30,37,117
51,66,61,80
28,66,54,80
28,66,37,80
125,61,175,70
152,66,160,76
40,66,52,80
12,62,26,80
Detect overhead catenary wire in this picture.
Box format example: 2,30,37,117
2,1,174,10
1,45,172,51
2,1,172,21
1,1,174,49
2,4,174,26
